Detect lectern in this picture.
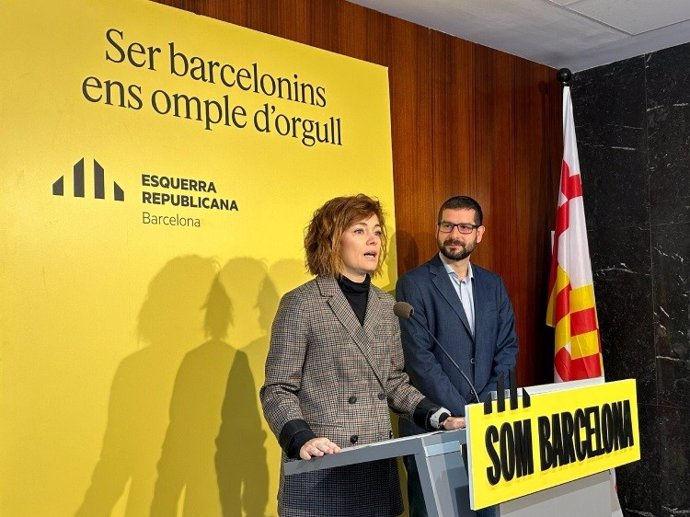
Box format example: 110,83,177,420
285,428,474,517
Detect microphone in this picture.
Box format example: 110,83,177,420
394,301,481,404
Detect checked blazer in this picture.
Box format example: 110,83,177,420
260,275,428,517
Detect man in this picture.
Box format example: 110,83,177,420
396,195,518,517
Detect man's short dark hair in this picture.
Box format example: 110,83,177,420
437,196,483,225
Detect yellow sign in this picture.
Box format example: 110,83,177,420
0,1,396,516
465,379,640,510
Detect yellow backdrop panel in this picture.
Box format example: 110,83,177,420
0,1,397,516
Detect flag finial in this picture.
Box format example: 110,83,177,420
557,68,572,86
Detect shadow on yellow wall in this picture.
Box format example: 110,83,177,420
74,255,304,517
74,256,216,517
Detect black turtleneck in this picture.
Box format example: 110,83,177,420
338,274,370,325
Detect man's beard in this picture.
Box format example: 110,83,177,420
438,238,475,261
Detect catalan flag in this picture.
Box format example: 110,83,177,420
546,85,603,382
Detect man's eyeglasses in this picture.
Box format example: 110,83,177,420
437,222,480,234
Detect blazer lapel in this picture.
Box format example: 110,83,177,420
429,256,475,341
363,287,385,344
471,266,488,348
317,276,386,389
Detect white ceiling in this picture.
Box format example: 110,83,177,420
347,0,690,71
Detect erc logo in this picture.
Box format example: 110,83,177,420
52,158,124,201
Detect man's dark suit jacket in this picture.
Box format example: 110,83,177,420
396,254,518,429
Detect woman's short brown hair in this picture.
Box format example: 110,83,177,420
304,194,387,277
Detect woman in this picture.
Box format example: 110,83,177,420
260,194,463,517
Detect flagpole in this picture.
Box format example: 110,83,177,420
553,66,624,517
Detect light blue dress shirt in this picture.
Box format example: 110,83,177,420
439,252,475,335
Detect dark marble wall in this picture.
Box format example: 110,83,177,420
572,43,690,517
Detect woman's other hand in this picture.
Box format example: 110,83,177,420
441,416,466,430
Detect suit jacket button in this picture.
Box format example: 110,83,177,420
350,435,358,444
378,392,386,400
348,396,357,404
470,358,476,365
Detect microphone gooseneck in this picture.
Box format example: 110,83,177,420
393,301,481,404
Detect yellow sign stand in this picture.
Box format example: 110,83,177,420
466,378,640,510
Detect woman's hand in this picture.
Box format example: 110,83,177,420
299,437,342,460
441,416,466,430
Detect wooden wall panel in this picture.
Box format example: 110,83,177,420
472,46,519,276
429,31,475,221
512,61,562,384
387,18,435,272
154,0,562,386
